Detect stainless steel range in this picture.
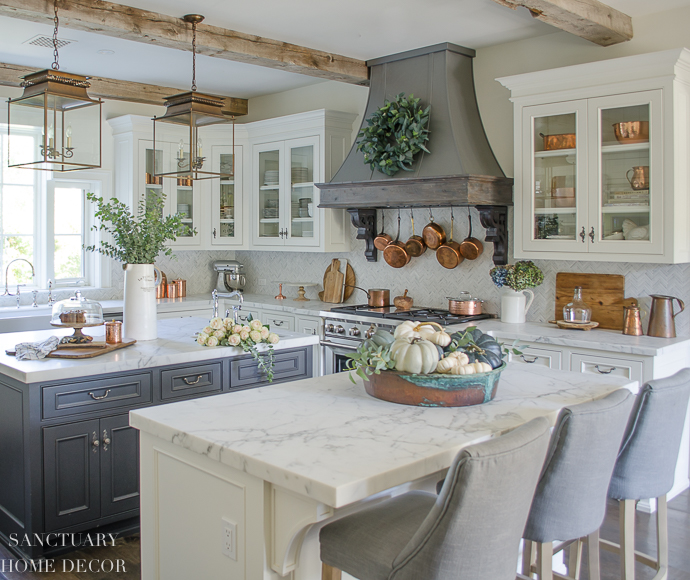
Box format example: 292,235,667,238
320,305,492,375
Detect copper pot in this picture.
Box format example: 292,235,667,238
405,210,426,257
436,209,464,269
383,210,410,268
347,286,391,307
448,293,483,315
459,209,483,260
374,210,393,251
422,209,446,250
155,270,167,298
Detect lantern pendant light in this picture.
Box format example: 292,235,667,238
152,14,235,181
7,0,102,172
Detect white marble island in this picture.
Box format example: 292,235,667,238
130,365,637,580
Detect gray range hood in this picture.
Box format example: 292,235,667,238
317,43,513,264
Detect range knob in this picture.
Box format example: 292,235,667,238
335,325,345,334
325,323,335,333
349,326,360,337
365,324,376,339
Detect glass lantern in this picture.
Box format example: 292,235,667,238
152,92,234,181
7,70,102,172
51,290,104,325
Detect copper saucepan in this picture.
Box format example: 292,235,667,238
374,209,392,251
405,209,426,257
345,286,391,307
448,293,484,315
459,208,483,260
422,208,446,250
383,210,410,268
436,207,464,269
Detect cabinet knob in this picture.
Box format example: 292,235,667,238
580,227,586,243
213,228,217,239
92,432,100,453
589,227,595,242
102,429,111,451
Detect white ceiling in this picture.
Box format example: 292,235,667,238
1,0,689,99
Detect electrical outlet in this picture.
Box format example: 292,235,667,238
259,278,267,287
221,518,237,560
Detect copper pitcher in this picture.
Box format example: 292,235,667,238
647,295,685,338
626,166,649,190
622,305,644,336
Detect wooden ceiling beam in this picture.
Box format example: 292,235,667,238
0,0,369,85
491,0,633,46
0,61,248,116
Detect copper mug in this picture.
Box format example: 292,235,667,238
622,305,644,336
626,166,649,190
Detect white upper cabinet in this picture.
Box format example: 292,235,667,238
499,48,690,264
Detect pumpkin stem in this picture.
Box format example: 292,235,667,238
413,321,444,333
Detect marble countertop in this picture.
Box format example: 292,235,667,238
130,365,636,508
225,293,334,317
0,317,318,384
476,320,690,357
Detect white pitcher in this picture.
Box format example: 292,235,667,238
500,288,535,324
123,264,162,340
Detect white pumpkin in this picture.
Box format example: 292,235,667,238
446,351,470,365
449,363,475,375
427,330,452,347
469,362,492,373
394,321,422,340
390,337,439,374
436,357,458,374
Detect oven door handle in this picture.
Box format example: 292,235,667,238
320,341,360,351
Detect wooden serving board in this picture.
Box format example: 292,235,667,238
6,339,136,359
319,261,355,303
549,320,600,331
555,273,636,331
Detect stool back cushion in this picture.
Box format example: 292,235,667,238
523,388,634,543
609,368,690,501
389,416,551,580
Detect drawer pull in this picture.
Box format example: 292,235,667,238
272,320,284,326
88,389,111,400
92,432,100,453
594,365,617,374
183,375,203,385
521,355,539,363
102,429,111,451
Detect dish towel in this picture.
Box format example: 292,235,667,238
14,336,60,361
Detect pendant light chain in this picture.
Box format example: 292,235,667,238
191,20,197,92
52,0,60,71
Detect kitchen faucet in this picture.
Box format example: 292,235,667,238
3,259,35,305
211,289,244,323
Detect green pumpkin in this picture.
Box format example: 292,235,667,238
371,329,395,347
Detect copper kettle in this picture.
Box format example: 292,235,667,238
647,295,685,338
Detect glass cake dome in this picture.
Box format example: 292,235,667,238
51,290,104,325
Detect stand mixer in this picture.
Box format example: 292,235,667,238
213,261,246,294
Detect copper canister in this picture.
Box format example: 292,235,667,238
173,279,186,297
167,283,179,299
105,321,123,344
622,305,644,336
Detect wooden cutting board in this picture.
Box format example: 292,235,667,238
6,339,136,359
555,273,636,331
324,259,345,303
319,261,356,302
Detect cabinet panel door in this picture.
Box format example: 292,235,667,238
511,346,562,369
297,317,320,336
587,90,663,256
230,347,310,388
520,101,588,255
285,136,320,247
571,353,643,383
43,420,100,532
262,312,295,332
101,414,140,518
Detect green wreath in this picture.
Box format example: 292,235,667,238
356,93,431,177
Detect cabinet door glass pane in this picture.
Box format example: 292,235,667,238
175,183,194,237
289,145,314,239
598,105,650,242
144,148,164,218
219,153,235,239
259,150,280,239
532,114,578,241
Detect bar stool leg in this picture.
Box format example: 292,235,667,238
587,530,601,580
537,541,554,580
568,539,583,580
656,494,668,580
523,540,536,577
322,562,342,580
620,499,636,580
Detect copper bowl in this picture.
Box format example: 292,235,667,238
540,132,576,151
613,121,649,144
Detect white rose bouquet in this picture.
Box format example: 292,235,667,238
197,315,279,381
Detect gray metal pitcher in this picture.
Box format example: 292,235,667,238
647,295,685,338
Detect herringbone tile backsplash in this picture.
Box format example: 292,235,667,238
5,207,687,335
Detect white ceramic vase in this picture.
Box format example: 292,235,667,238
500,287,535,324
123,264,161,341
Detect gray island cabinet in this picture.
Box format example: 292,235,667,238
0,318,317,559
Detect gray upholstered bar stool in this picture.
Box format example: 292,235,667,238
602,368,690,580
520,388,635,580
318,416,551,580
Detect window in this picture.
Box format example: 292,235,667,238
0,124,110,290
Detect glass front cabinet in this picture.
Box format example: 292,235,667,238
501,49,690,264
253,137,320,248
211,145,243,246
